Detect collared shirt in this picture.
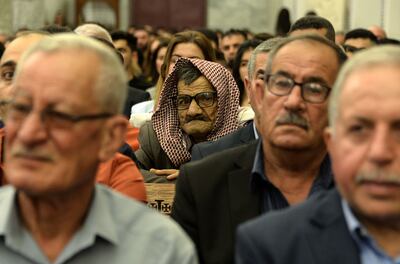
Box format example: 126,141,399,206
0,184,197,264
250,140,333,212
342,200,400,264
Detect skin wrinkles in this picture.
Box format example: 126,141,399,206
260,40,339,153
326,65,400,224
178,76,217,143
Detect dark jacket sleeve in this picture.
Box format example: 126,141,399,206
171,165,201,260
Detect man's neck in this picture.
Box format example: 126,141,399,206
17,185,94,262
262,142,327,205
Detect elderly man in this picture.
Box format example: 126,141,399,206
236,45,400,264
191,38,283,160
0,34,196,263
136,57,239,181
0,32,147,202
171,35,346,263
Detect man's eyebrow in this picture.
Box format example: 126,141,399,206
303,76,329,86
0,60,16,68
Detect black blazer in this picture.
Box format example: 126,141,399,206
236,189,361,264
191,121,256,161
171,141,261,264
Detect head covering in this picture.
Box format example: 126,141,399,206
152,58,240,167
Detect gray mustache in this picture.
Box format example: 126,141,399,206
276,112,308,130
356,170,400,185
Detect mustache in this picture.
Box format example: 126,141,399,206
356,170,400,185
275,112,309,130
185,115,209,123
10,146,54,162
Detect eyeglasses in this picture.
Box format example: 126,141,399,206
176,92,217,110
6,102,113,130
266,74,331,103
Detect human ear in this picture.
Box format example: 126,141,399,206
98,116,128,161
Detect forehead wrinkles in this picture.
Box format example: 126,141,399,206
272,41,338,84
178,77,214,95
15,51,100,108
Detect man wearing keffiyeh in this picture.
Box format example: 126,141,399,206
136,57,240,181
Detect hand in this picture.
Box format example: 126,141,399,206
149,168,179,180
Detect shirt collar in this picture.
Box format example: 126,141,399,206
0,185,119,245
0,186,19,237
250,140,334,192
78,184,119,245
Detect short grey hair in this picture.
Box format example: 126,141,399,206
247,37,284,80
265,34,347,79
74,23,113,43
15,33,127,114
328,45,400,129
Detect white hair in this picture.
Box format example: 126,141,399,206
15,33,127,114
74,23,113,43
328,45,400,130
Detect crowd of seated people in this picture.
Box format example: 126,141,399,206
0,12,399,264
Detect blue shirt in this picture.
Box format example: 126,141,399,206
342,200,400,264
0,185,198,264
250,140,333,212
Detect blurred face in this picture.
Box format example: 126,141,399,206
134,29,149,50
221,34,245,63
167,42,204,75
177,76,217,142
343,38,375,57
326,65,400,223
256,40,339,151
0,34,46,119
246,52,269,119
113,39,132,70
5,50,110,196
239,49,252,83
156,46,167,75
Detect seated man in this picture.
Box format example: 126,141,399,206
136,57,240,181
236,45,400,264
0,34,196,263
171,35,346,263
343,28,378,57
0,31,146,202
191,38,283,161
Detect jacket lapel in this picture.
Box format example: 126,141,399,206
227,141,261,231
305,190,361,264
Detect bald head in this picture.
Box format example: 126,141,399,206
0,33,48,119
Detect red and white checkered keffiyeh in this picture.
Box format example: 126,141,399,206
152,58,240,167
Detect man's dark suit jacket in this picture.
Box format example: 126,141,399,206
191,121,256,161
236,189,361,264
123,86,150,118
171,141,261,264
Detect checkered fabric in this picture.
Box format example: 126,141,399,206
152,57,240,167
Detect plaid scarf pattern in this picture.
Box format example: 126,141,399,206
152,58,240,167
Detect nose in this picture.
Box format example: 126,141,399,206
283,85,305,112
367,125,394,167
186,99,203,117
16,111,48,147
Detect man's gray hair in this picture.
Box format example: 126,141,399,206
247,37,284,79
265,34,347,81
74,23,113,43
328,45,400,129
15,33,127,114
